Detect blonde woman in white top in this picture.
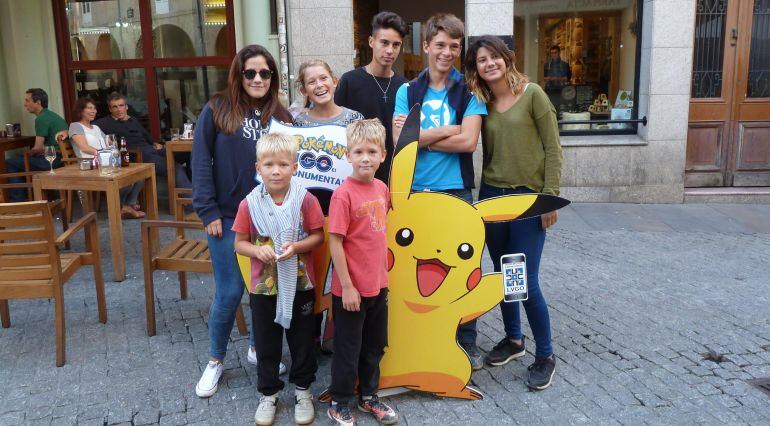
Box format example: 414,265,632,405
68,97,145,219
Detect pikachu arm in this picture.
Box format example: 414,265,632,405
457,273,504,324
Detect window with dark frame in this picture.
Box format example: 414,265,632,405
514,0,644,136
270,0,278,35
55,0,236,141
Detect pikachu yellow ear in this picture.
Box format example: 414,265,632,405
474,194,570,223
389,104,421,208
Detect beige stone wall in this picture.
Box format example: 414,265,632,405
0,0,63,135
286,0,354,101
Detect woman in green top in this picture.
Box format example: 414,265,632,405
465,35,563,391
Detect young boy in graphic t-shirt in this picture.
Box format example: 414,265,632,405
231,133,325,426
327,119,398,425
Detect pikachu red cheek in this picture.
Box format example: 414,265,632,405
466,268,481,291
387,248,394,271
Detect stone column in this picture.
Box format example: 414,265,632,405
466,0,514,38
465,1,514,188
286,0,354,100
635,0,695,202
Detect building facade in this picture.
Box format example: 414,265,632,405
1,0,768,203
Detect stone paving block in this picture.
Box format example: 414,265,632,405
4,204,770,424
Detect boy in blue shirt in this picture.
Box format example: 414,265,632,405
392,12,487,369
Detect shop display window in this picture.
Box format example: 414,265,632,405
515,0,643,134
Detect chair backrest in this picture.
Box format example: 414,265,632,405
57,138,77,161
0,201,60,283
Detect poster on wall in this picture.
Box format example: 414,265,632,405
154,0,169,15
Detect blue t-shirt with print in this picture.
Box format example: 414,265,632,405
394,83,487,191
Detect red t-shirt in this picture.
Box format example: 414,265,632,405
231,193,325,294
328,177,390,297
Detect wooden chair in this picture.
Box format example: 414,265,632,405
0,201,106,366
54,138,81,220
0,170,71,249
141,218,248,337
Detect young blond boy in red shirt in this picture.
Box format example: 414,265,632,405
232,133,325,425
327,119,398,425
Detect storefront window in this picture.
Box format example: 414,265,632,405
72,68,149,127
67,0,143,61
151,0,229,58
515,0,642,134
155,66,228,138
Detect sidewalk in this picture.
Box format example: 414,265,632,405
1,203,768,425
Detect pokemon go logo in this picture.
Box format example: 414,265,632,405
266,120,352,191
299,151,333,173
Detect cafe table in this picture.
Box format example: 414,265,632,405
33,163,159,281
164,138,193,214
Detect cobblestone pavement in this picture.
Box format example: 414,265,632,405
1,203,769,425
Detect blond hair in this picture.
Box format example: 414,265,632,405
346,119,386,152
256,132,298,161
296,59,336,91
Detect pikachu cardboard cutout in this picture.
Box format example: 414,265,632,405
240,105,570,401
378,105,570,399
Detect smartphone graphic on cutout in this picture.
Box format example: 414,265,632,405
501,253,527,302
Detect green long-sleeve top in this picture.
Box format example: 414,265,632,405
481,83,563,196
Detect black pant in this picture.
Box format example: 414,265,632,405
250,290,317,396
330,289,388,404
137,145,192,189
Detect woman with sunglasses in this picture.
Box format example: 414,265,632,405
192,45,293,399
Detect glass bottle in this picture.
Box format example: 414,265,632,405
120,137,129,167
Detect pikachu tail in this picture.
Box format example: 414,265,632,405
517,194,571,220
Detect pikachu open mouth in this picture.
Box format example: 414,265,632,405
415,258,452,297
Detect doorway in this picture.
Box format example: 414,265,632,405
686,0,770,187
352,0,464,80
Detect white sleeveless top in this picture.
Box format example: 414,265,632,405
68,122,107,159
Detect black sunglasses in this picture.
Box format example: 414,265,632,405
242,68,273,80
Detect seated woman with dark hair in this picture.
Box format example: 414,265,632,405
68,97,146,219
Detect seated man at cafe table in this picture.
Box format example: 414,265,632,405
6,88,68,201
95,92,192,192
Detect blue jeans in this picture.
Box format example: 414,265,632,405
206,217,253,360
437,188,479,346
479,183,553,358
6,154,61,201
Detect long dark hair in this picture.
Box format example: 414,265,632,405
465,35,529,103
210,44,291,134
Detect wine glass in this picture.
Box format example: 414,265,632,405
44,145,57,174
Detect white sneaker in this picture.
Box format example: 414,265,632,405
294,388,315,425
195,360,224,398
247,347,288,375
254,394,278,425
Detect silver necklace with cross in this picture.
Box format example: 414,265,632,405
368,66,393,103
